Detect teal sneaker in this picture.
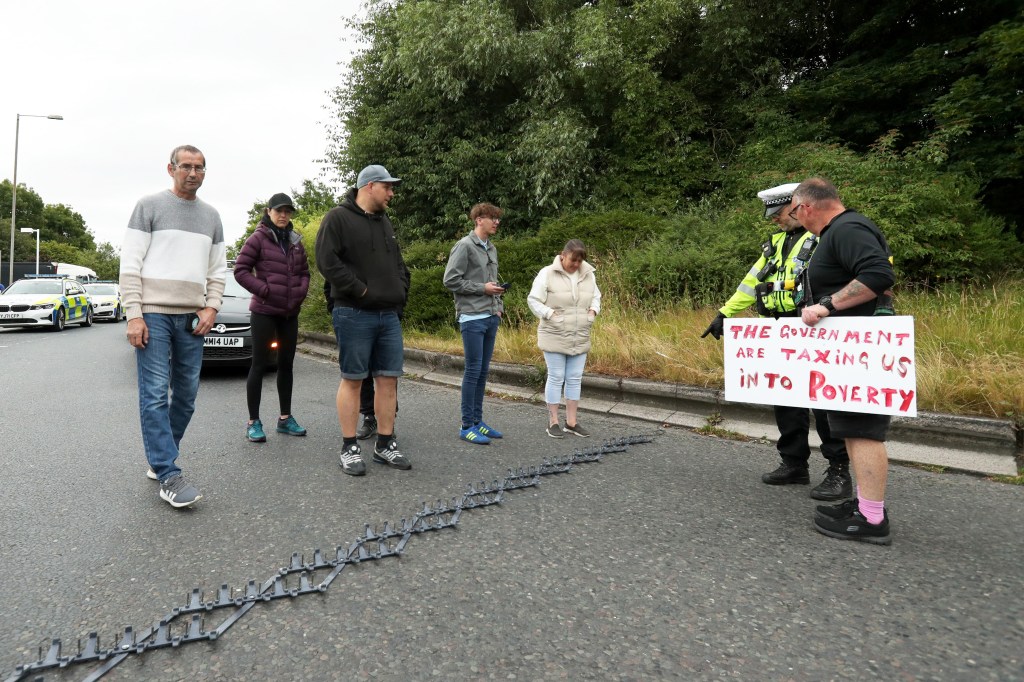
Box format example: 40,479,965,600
459,425,491,445
246,420,267,442
277,415,307,436
475,421,503,439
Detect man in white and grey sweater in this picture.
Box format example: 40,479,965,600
120,144,226,509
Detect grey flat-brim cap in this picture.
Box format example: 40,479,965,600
357,164,402,188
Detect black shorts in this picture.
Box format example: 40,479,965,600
826,410,891,441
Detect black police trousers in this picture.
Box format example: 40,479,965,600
774,405,849,466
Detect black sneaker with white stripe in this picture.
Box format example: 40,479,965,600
339,444,366,476
373,438,411,470
159,474,202,508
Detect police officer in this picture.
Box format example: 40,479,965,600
702,182,852,501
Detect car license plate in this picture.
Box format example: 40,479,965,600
0,313,20,319
203,336,243,347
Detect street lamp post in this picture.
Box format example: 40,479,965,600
20,227,39,275
9,113,63,286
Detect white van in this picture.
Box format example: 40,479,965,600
55,263,98,283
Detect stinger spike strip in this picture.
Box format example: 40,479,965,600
4,432,655,682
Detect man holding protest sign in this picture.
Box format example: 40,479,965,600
703,183,851,501
794,177,896,545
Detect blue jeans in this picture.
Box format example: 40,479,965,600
135,313,204,481
331,307,404,380
543,351,588,404
460,315,500,427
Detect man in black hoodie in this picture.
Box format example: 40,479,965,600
316,165,411,476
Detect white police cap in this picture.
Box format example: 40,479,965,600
757,182,800,218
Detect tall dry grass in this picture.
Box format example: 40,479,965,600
405,280,1024,421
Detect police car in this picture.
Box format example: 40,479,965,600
0,275,94,331
83,281,126,322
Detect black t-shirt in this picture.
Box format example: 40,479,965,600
807,209,894,317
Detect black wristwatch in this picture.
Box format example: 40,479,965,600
818,296,837,313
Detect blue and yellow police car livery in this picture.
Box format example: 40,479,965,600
83,281,126,322
0,276,94,331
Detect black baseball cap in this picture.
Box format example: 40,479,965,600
268,193,295,210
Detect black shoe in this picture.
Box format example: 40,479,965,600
816,498,891,521
813,506,892,545
810,463,853,501
761,461,810,485
356,415,377,440
373,438,411,470
564,421,591,438
339,444,366,476
815,498,859,520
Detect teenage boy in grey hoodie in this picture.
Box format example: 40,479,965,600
443,202,507,445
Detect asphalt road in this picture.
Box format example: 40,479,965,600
0,322,1022,681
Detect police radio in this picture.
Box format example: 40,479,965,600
792,235,817,269
790,235,818,309
754,260,778,282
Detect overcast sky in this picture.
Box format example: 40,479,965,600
2,0,366,251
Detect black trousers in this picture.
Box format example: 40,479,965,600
247,312,299,420
358,376,398,416
774,405,849,466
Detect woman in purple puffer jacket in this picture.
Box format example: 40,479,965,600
234,192,311,442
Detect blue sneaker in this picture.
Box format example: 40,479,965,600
246,420,267,442
277,415,307,436
459,425,491,445
475,421,503,439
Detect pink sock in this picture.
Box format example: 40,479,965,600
857,494,886,525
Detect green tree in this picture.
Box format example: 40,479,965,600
42,203,95,251
323,0,1022,295
787,1,1024,231
329,0,793,239
0,180,47,260
92,242,120,280
233,179,341,257
0,180,45,232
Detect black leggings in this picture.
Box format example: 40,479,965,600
247,312,299,420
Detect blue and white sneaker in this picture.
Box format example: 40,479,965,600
459,425,491,445
475,421,503,439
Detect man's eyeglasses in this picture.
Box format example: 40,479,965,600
787,203,807,219
175,164,207,174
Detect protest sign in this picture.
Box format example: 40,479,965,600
723,316,917,417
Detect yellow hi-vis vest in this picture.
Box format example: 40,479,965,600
719,229,816,317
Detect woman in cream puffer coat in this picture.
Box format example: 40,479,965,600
527,239,601,438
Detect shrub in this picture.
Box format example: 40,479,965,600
402,210,678,330
403,266,455,332
725,136,1022,285
297,222,331,334
618,211,756,308
401,239,451,269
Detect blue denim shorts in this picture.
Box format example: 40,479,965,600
331,306,404,380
